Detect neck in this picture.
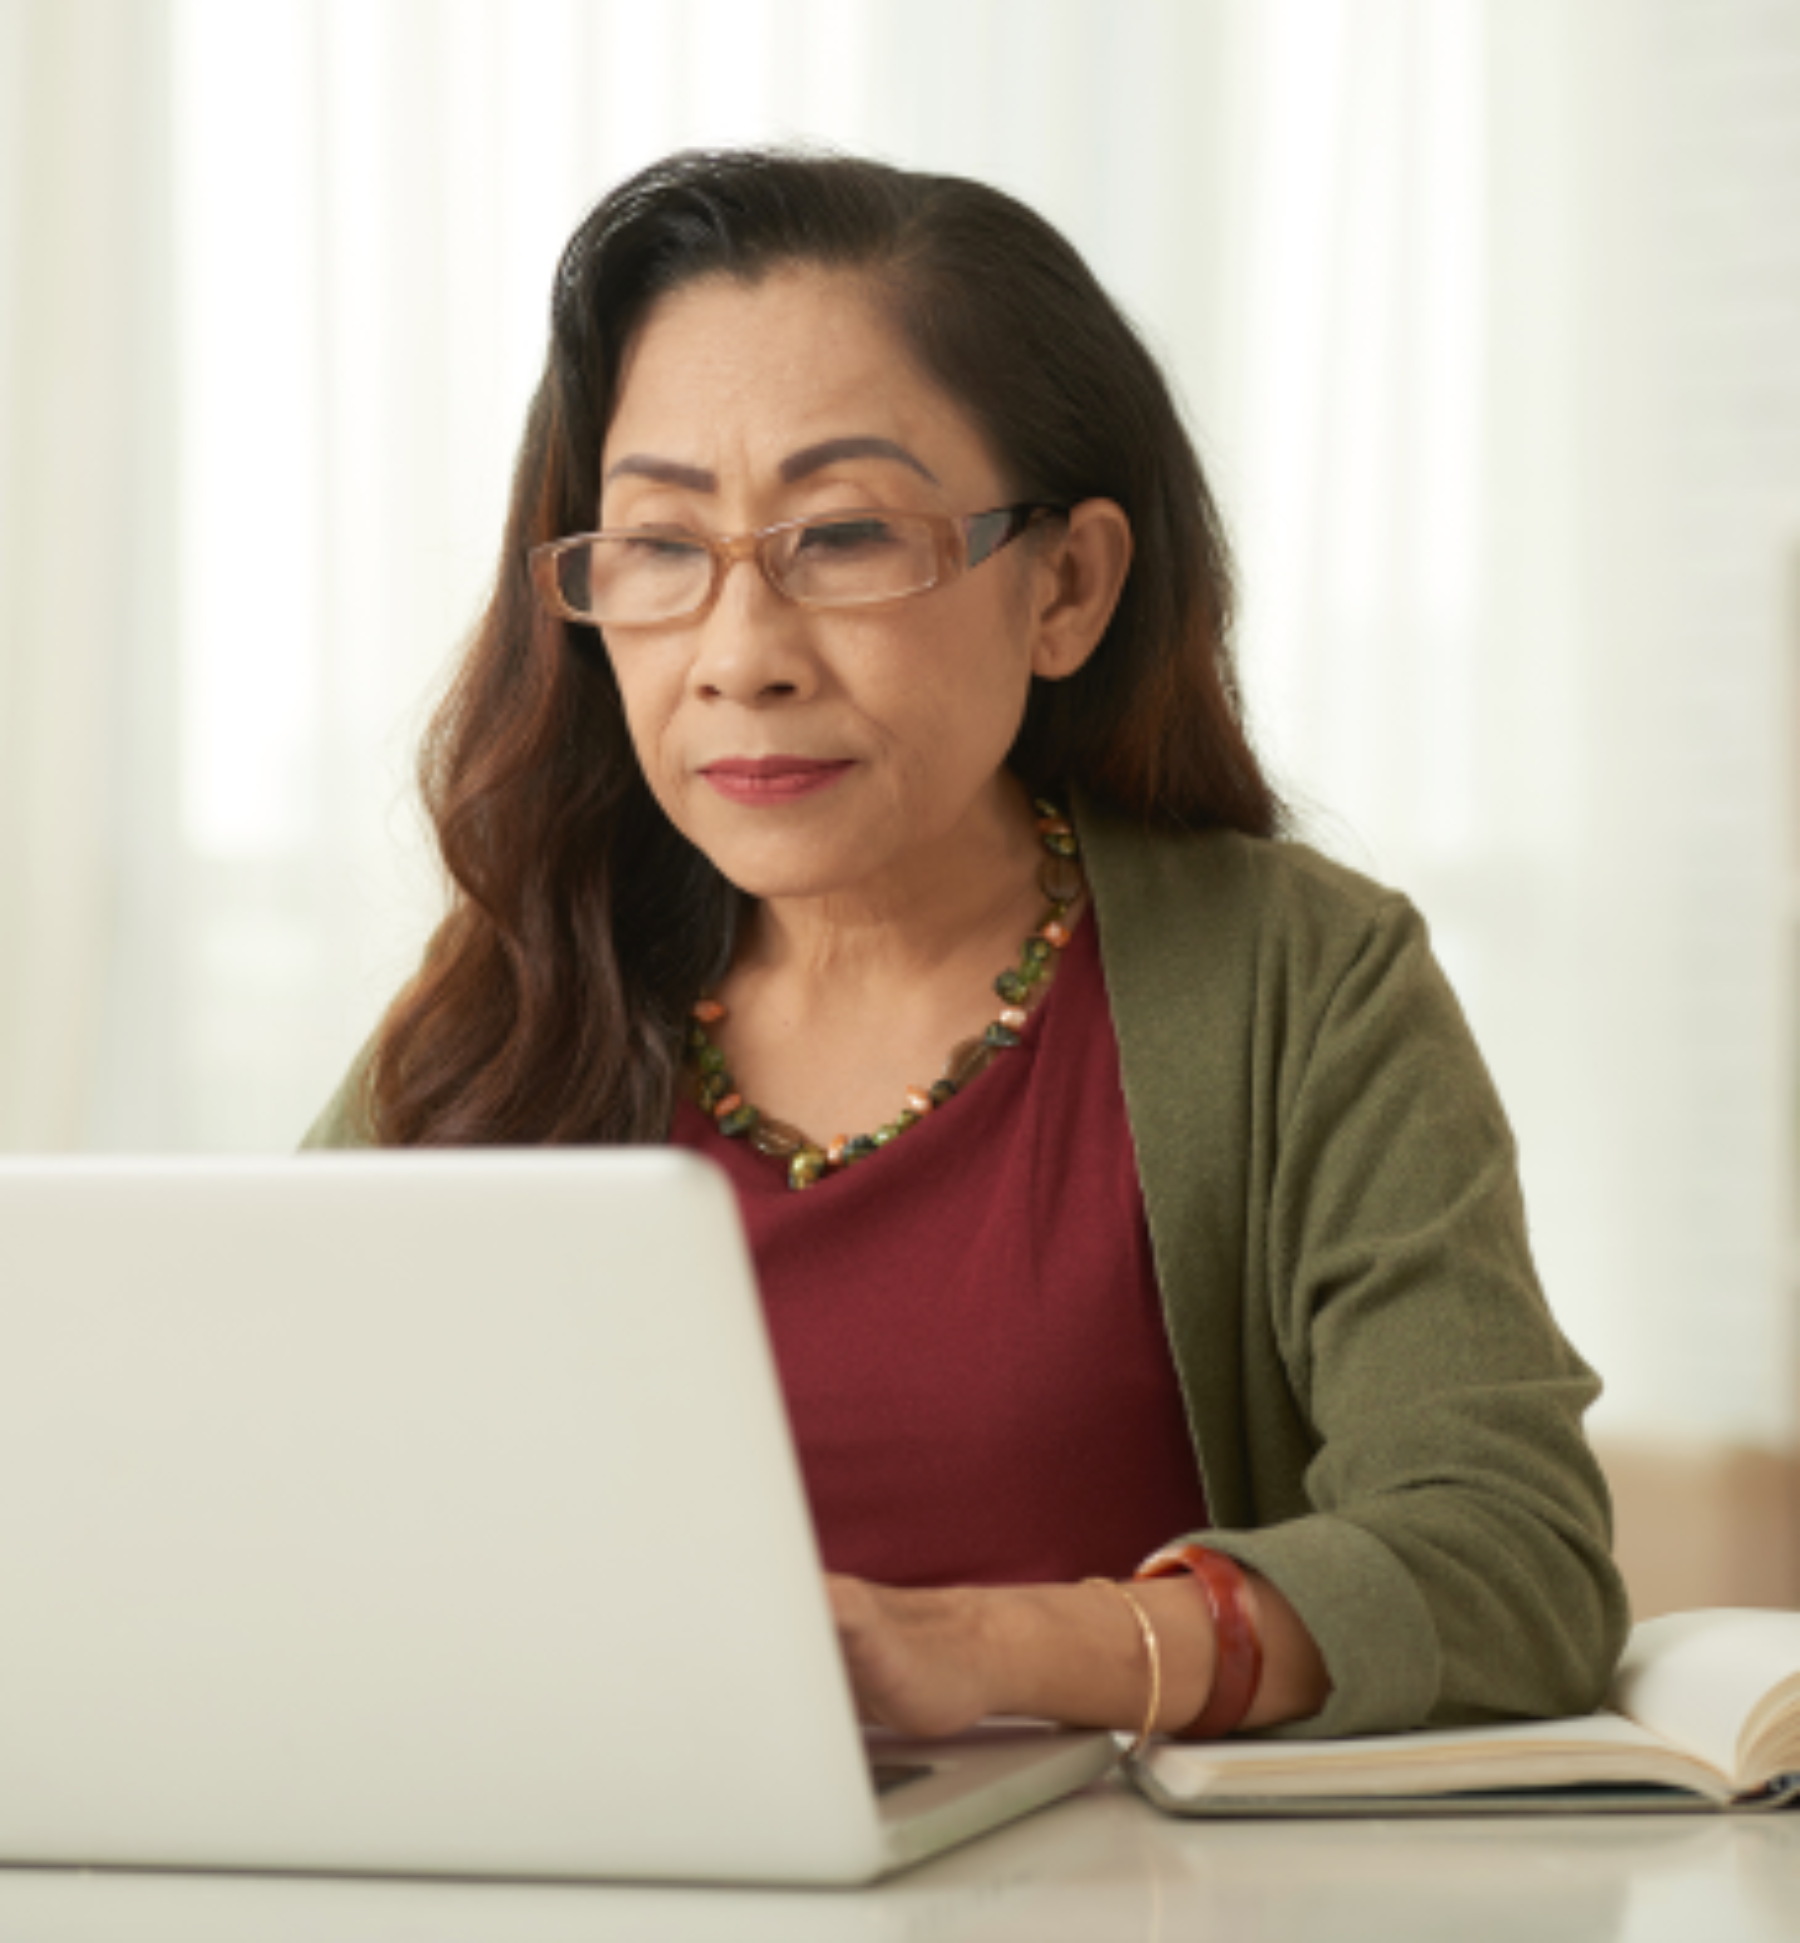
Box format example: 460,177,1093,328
733,774,1045,995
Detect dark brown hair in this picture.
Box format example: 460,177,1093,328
367,148,1283,1146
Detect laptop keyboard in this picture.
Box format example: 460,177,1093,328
869,1760,934,1797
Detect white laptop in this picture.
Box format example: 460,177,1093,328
0,1153,1116,1885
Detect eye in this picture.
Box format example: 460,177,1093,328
795,516,901,555
621,532,706,564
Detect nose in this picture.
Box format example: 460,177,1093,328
686,550,817,706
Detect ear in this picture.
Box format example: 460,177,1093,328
1026,499,1134,681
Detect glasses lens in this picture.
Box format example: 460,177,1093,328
771,514,939,607
560,533,712,624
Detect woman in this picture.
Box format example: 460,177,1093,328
305,148,1628,1748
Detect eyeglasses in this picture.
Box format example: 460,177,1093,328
529,503,1064,629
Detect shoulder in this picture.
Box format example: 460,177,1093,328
1073,789,1482,1170
1071,789,1420,1022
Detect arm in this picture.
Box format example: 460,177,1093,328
1202,888,1630,1735
827,1567,1328,1739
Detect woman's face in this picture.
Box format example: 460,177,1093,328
595,267,1063,906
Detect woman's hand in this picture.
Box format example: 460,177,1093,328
826,1576,1001,1738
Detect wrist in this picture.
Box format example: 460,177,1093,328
975,1584,1058,1719
962,1586,1007,1719
1132,1577,1216,1730
980,1581,1215,1733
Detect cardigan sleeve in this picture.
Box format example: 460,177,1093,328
298,1050,376,1150
1195,889,1629,1738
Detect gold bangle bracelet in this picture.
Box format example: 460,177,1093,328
1084,1577,1161,1757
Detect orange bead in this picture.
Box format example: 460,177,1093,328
1040,919,1072,949
827,1135,849,1168
1036,816,1073,838
713,1092,742,1120
692,998,726,1024
905,1086,934,1115
999,1006,1028,1032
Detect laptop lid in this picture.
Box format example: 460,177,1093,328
0,1152,898,1883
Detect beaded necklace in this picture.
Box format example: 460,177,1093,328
684,799,1085,1192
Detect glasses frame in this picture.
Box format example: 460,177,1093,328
529,502,1066,629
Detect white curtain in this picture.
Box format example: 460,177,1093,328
0,0,176,1147
2,0,1795,1446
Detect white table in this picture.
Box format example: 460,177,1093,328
4,1777,1797,1943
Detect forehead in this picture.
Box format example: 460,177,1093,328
602,267,996,485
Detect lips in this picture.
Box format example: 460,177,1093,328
699,757,855,805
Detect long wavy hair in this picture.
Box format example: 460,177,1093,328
366,148,1284,1147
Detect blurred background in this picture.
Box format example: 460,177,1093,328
2,0,1797,1610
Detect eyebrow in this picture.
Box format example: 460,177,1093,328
779,437,939,485
603,455,717,491
602,436,939,493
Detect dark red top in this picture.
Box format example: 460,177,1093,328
671,910,1210,1587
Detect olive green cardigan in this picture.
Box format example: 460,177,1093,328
303,790,1630,1739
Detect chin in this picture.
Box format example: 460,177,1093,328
672,790,871,894
687,826,875,904
710,854,865,903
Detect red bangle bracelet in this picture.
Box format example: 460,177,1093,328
1135,1543,1264,1740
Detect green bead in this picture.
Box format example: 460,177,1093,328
718,1104,761,1138
1042,830,1078,858
984,1021,1022,1051
929,1078,958,1107
696,1043,728,1077
686,1023,709,1053
872,1122,903,1146
1022,936,1053,969
788,1148,828,1191
894,1109,920,1132
697,1072,729,1110
995,968,1029,1006
1032,796,1062,820
843,1134,878,1162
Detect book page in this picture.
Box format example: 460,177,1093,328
1138,1710,1727,1803
1610,1610,1800,1788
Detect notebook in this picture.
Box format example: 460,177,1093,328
0,1152,1114,1886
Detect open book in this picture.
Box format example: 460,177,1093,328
1133,1609,1800,1817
